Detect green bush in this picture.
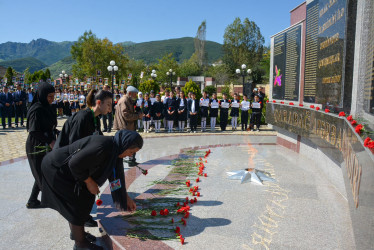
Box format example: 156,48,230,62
182,79,202,99
138,79,160,94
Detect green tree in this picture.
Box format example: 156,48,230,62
5,67,14,86
203,64,230,89
127,59,146,88
182,79,202,100
44,68,51,80
221,83,233,99
71,30,129,85
138,79,160,94
203,85,216,96
154,53,179,88
223,17,265,75
179,54,201,77
23,67,31,84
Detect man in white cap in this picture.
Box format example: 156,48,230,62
114,85,143,166
114,85,142,131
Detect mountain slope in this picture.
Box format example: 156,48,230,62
0,39,74,65
0,57,47,73
44,56,76,78
124,37,223,64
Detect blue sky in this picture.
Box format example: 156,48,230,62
0,0,302,45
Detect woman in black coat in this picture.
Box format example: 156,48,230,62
41,130,143,250
25,82,57,208
55,89,112,149
54,89,113,230
165,91,178,133
177,91,187,132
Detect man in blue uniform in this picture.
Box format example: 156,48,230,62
0,86,14,129
13,84,27,127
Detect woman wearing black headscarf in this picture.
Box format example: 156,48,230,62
41,130,143,250
26,82,57,208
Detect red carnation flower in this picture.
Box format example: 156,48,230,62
134,105,137,109
316,107,320,111
171,218,174,223
310,105,315,108
368,141,374,149
181,218,187,225
266,100,269,103
364,137,371,147
347,115,353,121
164,209,169,216
197,192,200,197
175,226,180,234
190,199,194,204
280,101,284,104
204,173,207,177
196,177,199,182
151,210,157,216
272,100,276,103
351,120,357,125
289,102,294,105
339,111,346,117
160,209,165,216
299,104,304,107
325,109,330,113
169,107,171,110
355,124,364,134
143,170,148,175
184,212,190,218
180,236,185,245
176,202,181,207
194,197,197,203
96,199,103,206
185,197,189,202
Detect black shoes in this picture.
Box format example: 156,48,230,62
26,200,45,209
70,232,97,243
84,216,98,227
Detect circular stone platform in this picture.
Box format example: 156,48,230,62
97,135,355,250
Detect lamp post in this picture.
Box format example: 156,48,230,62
235,64,252,96
107,60,118,106
166,69,175,90
59,70,68,88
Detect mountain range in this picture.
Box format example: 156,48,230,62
0,37,223,78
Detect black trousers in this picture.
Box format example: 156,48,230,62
1,107,12,128
63,102,71,116
241,110,249,129
250,112,262,129
220,110,228,131
15,104,25,126
190,114,198,131
102,112,113,130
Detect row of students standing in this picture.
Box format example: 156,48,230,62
53,89,88,118
133,90,263,133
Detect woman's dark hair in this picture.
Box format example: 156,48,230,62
86,89,113,108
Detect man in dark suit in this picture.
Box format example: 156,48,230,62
0,86,14,129
187,92,199,133
13,84,27,127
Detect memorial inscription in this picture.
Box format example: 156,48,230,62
272,25,301,101
304,0,348,108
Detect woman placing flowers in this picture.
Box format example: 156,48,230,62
41,130,143,250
